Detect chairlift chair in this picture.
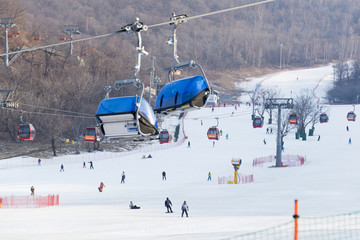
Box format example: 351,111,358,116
18,122,36,141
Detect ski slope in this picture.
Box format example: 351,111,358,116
1,64,359,240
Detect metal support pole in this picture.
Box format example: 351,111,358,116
276,105,282,167
4,28,9,67
280,43,283,70
149,56,155,103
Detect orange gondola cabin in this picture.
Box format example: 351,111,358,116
207,127,220,140
347,112,356,121
18,123,36,141
83,127,100,142
288,114,298,124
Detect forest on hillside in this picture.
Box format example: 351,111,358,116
1,0,360,142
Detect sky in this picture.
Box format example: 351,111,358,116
1,64,359,240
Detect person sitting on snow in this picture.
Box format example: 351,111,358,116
98,182,105,192
129,201,140,209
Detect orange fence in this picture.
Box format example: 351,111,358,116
0,194,59,208
253,155,306,167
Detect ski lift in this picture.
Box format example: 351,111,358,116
96,19,159,139
288,114,298,124
154,13,210,115
83,127,101,142
207,127,220,140
319,113,329,123
159,130,171,144
347,111,356,121
207,117,220,140
18,123,36,141
252,116,263,128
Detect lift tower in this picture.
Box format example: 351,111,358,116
0,18,16,67
62,25,81,55
265,98,294,167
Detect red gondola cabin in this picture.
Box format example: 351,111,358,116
83,127,100,142
159,130,171,144
252,116,263,128
288,114,298,124
319,113,329,123
207,127,220,140
18,123,36,141
347,112,356,121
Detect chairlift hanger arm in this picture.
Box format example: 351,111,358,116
0,0,274,57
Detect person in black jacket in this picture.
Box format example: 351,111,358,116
165,197,173,213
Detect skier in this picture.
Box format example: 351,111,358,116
98,182,105,192
181,201,189,217
165,197,173,213
147,154,152,158
89,161,94,169
187,141,191,148
318,135,321,141
346,126,349,131
60,164,64,172
200,120,203,126
207,172,211,181
83,161,86,168
263,138,267,145
129,201,140,209
349,137,352,144
38,159,41,166
162,171,166,180
226,133,229,140
213,141,215,147
30,186,35,195
121,171,126,183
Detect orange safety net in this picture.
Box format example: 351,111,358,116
0,194,59,208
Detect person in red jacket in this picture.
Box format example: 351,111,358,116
98,182,105,192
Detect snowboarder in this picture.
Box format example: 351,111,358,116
38,159,41,166
318,135,321,141
270,128,273,134
129,201,140,209
121,171,126,183
30,186,34,195
263,138,267,145
226,133,229,140
162,171,166,180
181,201,189,217
147,154,152,158
60,164,64,172
346,126,349,131
187,141,191,148
83,161,86,168
98,182,105,192
207,172,211,181
349,137,352,144
89,161,94,169
165,197,173,213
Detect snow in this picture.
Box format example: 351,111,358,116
1,64,359,240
